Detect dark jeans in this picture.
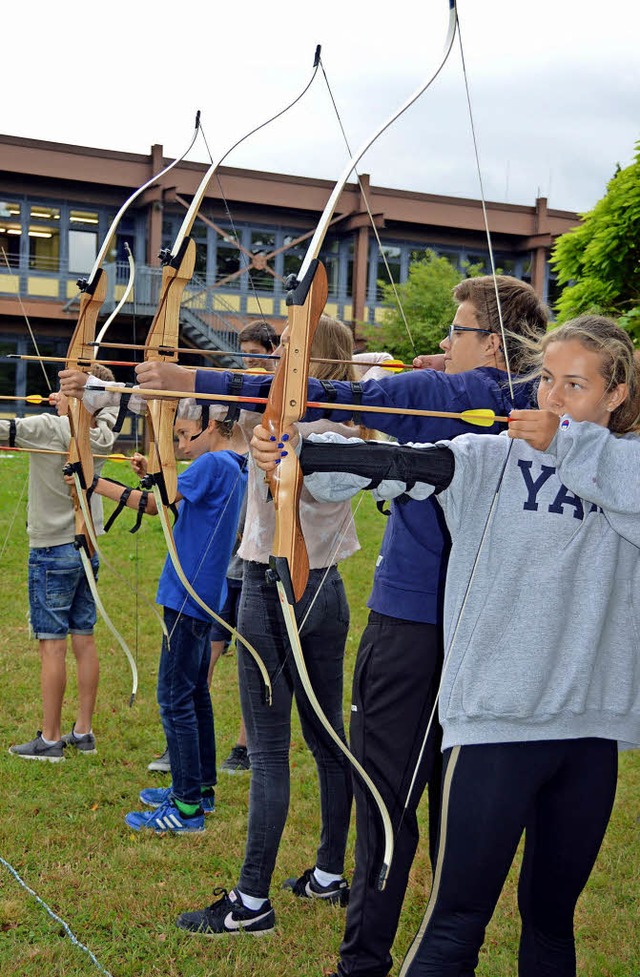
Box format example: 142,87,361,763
157,606,216,806
401,739,618,977
236,562,353,898
338,612,443,977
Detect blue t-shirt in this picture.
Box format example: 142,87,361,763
156,450,248,622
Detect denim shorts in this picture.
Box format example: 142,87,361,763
28,543,99,639
209,577,242,648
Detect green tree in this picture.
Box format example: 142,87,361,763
361,250,463,362
551,141,640,342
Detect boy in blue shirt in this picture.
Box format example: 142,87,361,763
83,399,247,832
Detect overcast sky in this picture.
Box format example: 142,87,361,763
5,1,638,214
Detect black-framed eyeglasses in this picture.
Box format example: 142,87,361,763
446,324,493,342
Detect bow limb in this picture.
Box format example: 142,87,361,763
296,1,457,285
140,241,274,702
93,242,135,354
263,3,459,889
136,49,326,702
64,268,141,703
61,123,206,699
263,260,328,602
151,486,272,703
75,534,139,706
263,260,394,887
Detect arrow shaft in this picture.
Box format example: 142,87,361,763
94,385,507,425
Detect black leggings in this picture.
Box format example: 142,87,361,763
400,738,618,977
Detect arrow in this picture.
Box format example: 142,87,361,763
88,385,508,428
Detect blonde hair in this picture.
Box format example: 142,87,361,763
535,315,640,433
307,314,381,438
310,315,356,382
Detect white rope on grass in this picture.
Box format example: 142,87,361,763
0,854,115,977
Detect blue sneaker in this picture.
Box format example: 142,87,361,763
139,785,215,814
125,798,205,833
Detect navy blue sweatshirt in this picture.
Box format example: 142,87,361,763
194,367,533,624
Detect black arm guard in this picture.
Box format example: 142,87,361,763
299,439,455,494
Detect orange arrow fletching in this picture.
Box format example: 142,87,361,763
380,359,409,373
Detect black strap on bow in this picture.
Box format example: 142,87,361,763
318,380,337,420
349,381,363,425
113,388,134,434
130,489,149,534
224,374,245,424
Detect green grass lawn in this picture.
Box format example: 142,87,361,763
0,453,637,977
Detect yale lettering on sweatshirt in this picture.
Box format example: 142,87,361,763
517,460,600,520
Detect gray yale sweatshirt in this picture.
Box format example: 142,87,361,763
300,422,640,751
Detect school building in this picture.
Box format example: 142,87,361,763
0,132,579,402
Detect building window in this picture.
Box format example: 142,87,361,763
114,216,136,264
28,204,61,272
376,244,402,300
464,252,489,274
282,233,306,285
68,209,99,274
322,238,353,301
248,231,276,292
215,227,242,288
0,201,21,268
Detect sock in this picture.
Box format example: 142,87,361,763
41,734,59,746
73,729,92,739
174,798,201,818
235,888,266,911
313,867,343,887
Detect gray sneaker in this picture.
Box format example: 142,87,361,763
9,731,65,763
148,746,171,773
221,745,250,774
61,725,97,754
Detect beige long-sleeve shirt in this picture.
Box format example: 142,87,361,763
0,409,117,548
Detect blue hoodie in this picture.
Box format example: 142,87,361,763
194,366,533,624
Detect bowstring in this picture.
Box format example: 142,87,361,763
399,6,519,819
157,52,328,663
456,12,514,400
196,50,324,325
1,247,53,393
316,54,419,357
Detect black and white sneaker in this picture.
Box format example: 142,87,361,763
176,887,275,936
282,868,349,906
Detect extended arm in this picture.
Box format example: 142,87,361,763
301,436,454,487
545,418,640,544
294,432,455,504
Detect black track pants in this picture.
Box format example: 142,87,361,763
400,738,618,977
337,612,443,977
